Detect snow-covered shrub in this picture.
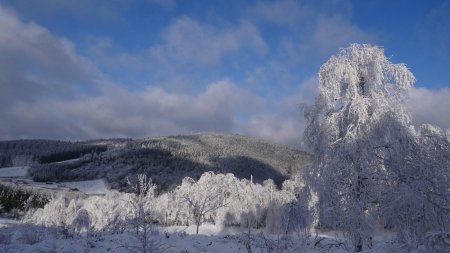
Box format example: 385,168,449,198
24,172,313,236
121,174,171,253
71,209,91,235
24,191,135,232
165,172,310,232
221,177,271,229
170,172,230,234
265,187,309,234
24,195,70,228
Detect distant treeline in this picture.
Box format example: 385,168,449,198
28,133,310,193
0,139,108,166
39,146,107,164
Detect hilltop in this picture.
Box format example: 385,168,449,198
18,133,310,191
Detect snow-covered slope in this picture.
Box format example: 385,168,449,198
62,179,109,195
28,133,311,191
0,166,28,178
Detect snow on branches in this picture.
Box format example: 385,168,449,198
23,172,310,236
304,44,449,251
305,44,415,149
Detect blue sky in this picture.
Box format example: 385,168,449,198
0,0,449,146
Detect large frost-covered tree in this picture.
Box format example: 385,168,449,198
303,44,416,251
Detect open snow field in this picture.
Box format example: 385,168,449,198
0,166,29,178
0,178,110,196
62,179,109,195
0,221,412,253
0,228,249,253
0,164,109,195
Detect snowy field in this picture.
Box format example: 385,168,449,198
0,166,29,177
54,158,80,164
0,221,409,253
62,179,109,195
0,178,110,196
0,164,109,195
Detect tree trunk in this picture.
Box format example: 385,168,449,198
355,238,362,252
355,171,364,252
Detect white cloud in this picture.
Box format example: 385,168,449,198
251,0,352,30
240,115,304,148
309,15,374,55
0,1,403,150
247,0,375,92
239,77,319,148
149,17,267,65
0,6,272,144
83,17,268,91
4,0,129,23
277,15,375,64
2,80,263,140
239,81,450,148
0,5,96,106
252,0,310,26
280,77,318,108
408,87,450,129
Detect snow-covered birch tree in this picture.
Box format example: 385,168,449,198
303,44,415,252
123,174,170,253
177,172,229,235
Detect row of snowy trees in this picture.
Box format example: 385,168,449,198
24,172,311,236
303,44,450,252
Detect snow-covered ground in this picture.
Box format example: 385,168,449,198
0,221,412,253
0,227,249,253
62,179,109,195
0,178,110,196
0,166,29,178
0,164,109,195
54,158,80,164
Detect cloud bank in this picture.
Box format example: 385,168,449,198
1,2,449,148
408,87,450,130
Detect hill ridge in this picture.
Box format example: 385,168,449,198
3,132,310,192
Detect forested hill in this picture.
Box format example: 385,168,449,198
0,139,112,167
27,133,311,191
